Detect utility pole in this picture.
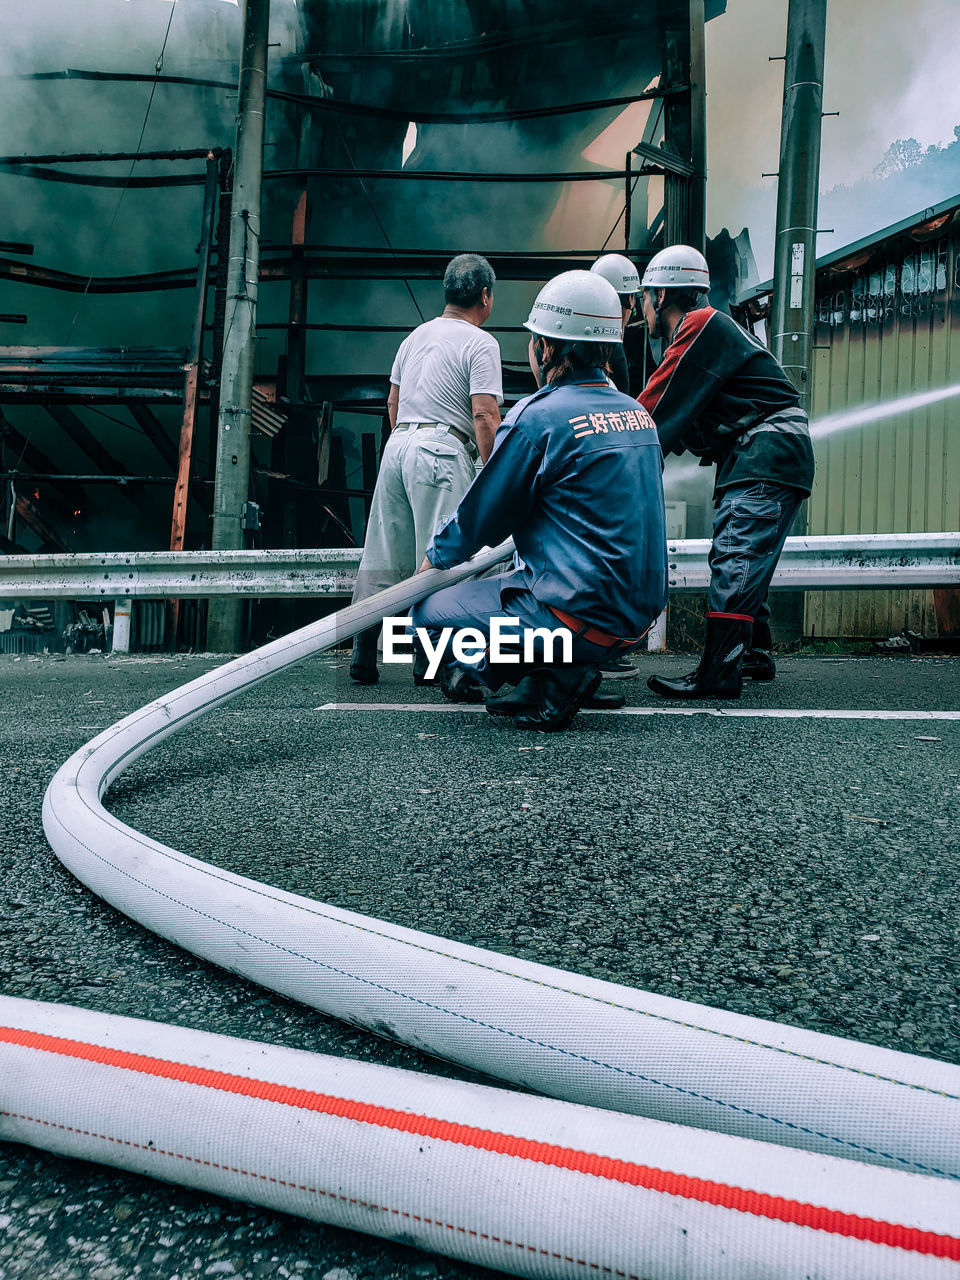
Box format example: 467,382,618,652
207,0,270,653
769,0,827,413
687,0,707,253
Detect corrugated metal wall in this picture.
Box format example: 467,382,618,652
805,216,960,638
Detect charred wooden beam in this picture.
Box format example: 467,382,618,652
0,345,188,374
15,495,74,553
0,385,185,404
0,415,85,511
127,404,178,471
0,165,639,191
1,251,638,295
15,68,685,124
264,167,632,183
0,147,224,165
0,259,196,293
5,167,204,189
259,253,602,282
4,473,176,484
0,349,191,407
46,404,131,478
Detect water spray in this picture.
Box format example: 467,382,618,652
809,382,960,441
664,382,960,492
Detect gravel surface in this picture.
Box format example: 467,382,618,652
1,649,959,1278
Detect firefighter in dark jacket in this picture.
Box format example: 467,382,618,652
590,253,640,395
637,244,815,699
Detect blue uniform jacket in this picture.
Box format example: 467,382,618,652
425,368,669,637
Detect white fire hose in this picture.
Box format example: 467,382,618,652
1,542,957,1277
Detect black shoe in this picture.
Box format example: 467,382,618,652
515,665,603,732
647,616,750,700
599,654,639,679
742,648,776,680
485,675,541,717
583,686,627,710
349,625,380,685
439,664,486,703
487,674,625,716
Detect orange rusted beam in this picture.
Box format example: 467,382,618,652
169,155,219,644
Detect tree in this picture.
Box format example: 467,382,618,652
874,137,925,178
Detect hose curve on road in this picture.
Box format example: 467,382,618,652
1,544,958,1277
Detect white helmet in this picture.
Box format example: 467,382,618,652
524,270,623,343
641,244,711,292
590,252,640,295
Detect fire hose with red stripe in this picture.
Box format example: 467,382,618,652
1,543,958,1277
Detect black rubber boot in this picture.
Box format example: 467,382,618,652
743,616,776,681
486,673,626,717
515,665,603,732
349,626,380,685
439,664,486,703
647,616,750,700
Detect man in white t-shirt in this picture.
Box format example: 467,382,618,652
349,253,503,684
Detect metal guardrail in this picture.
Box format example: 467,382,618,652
0,548,362,599
665,532,960,591
0,534,957,600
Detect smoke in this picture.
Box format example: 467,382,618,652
0,1,241,341
705,0,959,277
0,0,302,552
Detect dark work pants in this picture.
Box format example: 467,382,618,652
707,482,805,625
411,575,627,688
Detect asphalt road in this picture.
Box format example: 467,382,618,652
1,648,958,1279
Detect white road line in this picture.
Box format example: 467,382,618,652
315,702,960,721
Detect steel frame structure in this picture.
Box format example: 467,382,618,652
0,1,710,648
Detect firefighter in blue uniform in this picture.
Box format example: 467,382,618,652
411,270,669,732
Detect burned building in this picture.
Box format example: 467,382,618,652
0,0,720,651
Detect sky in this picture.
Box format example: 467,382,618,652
705,0,959,275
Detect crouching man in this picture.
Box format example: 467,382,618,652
410,270,668,732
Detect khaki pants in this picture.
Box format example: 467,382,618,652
351,426,478,605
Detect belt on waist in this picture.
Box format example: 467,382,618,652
547,605,641,650
396,422,475,451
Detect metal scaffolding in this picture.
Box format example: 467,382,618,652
0,0,712,653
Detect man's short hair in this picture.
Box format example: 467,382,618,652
541,338,618,383
661,285,709,313
443,254,496,308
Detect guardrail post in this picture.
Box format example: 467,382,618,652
111,599,132,654
647,609,668,653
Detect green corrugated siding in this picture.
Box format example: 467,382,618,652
804,220,960,638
